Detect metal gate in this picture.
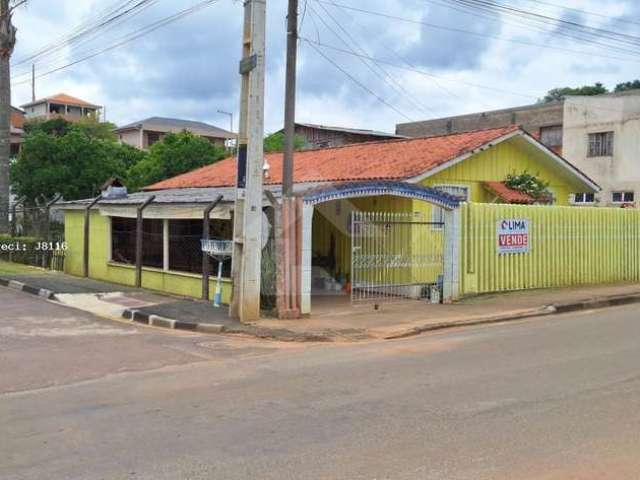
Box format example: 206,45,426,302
350,211,444,304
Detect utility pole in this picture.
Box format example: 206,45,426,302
277,0,300,318
229,0,266,322
31,63,35,102
282,0,298,197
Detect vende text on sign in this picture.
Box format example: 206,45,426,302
497,219,530,254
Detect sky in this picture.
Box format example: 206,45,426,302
9,0,640,134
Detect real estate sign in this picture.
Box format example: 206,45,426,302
497,219,529,254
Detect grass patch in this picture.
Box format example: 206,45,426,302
0,260,46,276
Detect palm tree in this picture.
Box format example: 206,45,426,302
0,0,24,234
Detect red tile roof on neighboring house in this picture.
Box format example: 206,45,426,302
21,93,100,109
484,181,535,204
145,126,521,191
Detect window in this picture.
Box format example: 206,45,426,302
540,125,563,147
169,219,232,275
431,185,469,224
588,131,614,157
147,132,161,147
573,193,595,204
612,191,634,204
110,217,163,268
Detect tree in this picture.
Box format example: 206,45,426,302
264,131,306,152
11,120,135,202
0,0,24,233
126,131,227,191
615,80,640,93
538,83,608,103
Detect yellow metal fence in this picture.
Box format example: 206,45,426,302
461,202,640,295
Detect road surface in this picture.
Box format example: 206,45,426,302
2,287,640,479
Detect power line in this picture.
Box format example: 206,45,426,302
518,0,640,28
13,0,150,67
423,0,640,59
316,0,640,64
11,0,163,79
12,0,221,86
304,40,415,122
306,2,429,117
301,37,538,100
319,0,472,108
448,0,640,53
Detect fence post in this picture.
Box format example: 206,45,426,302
10,196,25,237
135,196,156,288
43,194,62,243
442,207,462,303
202,195,223,300
83,195,102,278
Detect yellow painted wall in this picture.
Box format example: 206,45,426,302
312,138,588,283
461,202,640,295
420,138,587,206
64,210,232,303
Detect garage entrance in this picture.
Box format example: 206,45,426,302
300,182,462,315
351,211,444,304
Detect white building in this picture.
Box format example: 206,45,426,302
563,90,640,207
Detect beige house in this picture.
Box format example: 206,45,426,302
21,93,101,122
562,90,640,207
115,117,236,150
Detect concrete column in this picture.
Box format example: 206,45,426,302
300,203,314,315
442,207,461,302
163,219,170,272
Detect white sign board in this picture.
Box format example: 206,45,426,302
497,219,530,254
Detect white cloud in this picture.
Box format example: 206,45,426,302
9,0,640,134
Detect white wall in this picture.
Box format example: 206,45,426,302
563,92,640,207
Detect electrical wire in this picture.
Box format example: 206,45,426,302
315,0,640,64
11,0,221,86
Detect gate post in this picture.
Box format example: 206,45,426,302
442,207,461,302
300,202,313,315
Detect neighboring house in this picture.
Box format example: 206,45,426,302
10,106,25,156
562,91,640,207
114,117,236,150
20,93,101,122
396,90,640,207
275,123,406,150
56,126,598,315
397,102,564,153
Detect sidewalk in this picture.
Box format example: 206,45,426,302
3,269,640,342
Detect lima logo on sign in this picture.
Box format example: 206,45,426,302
500,219,527,231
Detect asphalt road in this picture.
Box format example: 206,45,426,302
2,288,640,479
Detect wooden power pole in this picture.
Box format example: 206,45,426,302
230,0,267,322
282,0,297,198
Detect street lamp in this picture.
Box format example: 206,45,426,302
217,110,235,150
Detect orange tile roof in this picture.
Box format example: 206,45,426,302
145,126,520,191
21,93,100,109
484,181,535,204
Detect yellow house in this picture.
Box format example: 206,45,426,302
57,126,599,315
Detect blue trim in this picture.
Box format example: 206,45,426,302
303,181,461,209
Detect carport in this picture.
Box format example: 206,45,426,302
298,181,462,315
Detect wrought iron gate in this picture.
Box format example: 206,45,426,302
350,211,445,304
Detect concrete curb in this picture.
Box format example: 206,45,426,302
4,276,640,342
0,278,56,300
120,306,334,342
121,308,226,335
384,307,556,340
384,292,640,340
